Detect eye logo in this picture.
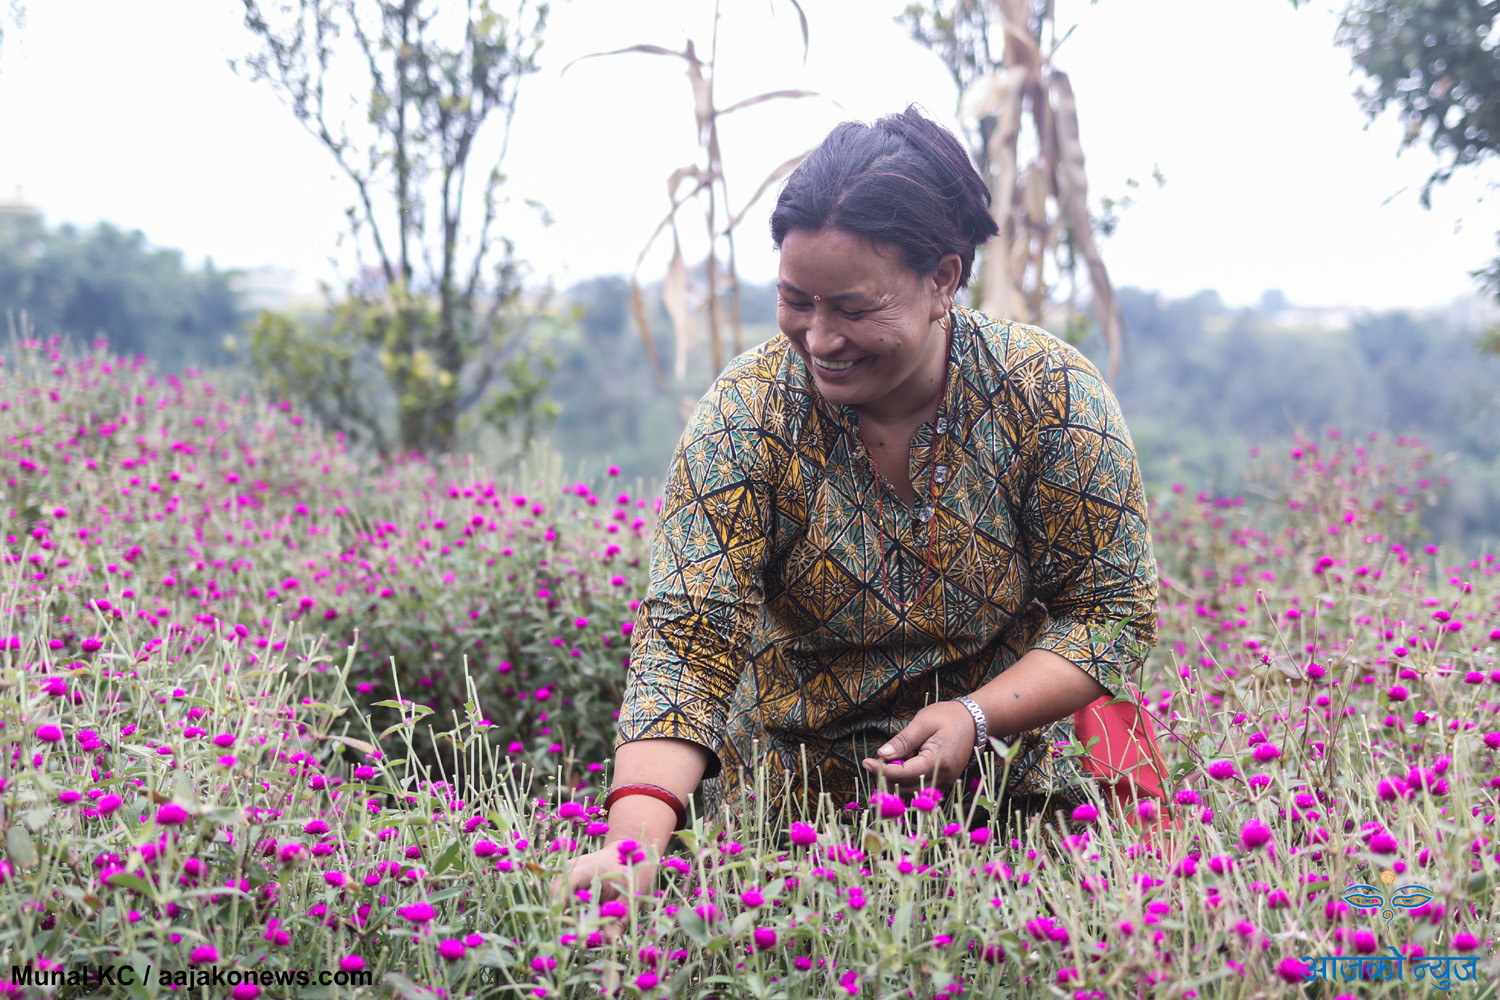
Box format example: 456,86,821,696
1340,869,1434,934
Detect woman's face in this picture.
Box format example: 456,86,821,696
776,227,959,423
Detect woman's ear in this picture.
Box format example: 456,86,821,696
930,253,964,317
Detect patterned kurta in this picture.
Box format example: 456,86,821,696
616,306,1158,828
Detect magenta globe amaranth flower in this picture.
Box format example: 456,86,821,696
1240,819,1273,851
398,901,435,924
1276,957,1309,983
872,792,905,819
1071,803,1098,823
1208,759,1236,780
437,939,466,961
753,927,778,951
789,822,818,846
34,724,64,742
156,803,191,826
339,955,366,973
1252,742,1281,763
189,945,218,964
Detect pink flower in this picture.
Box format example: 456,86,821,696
1454,932,1479,952
437,939,466,961
740,888,764,908
231,985,260,1000
399,901,435,924
1239,819,1272,850
1369,831,1399,854
212,733,236,748
1387,685,1409,702
1252,743,1281,763
789,822,818,846
96,793,123,815
34,724,63,743
1071,803,1099,823
339,955,365,972
872,793,906,819
1353,929,1378,954
156,803,191,826
473,840,499,857
1208,760,1236,780
753,927,778,951
1276,957,1309,983
189,945,218,964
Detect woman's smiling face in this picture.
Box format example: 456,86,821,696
776,227,959,424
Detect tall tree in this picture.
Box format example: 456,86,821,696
237,0,551,457
1290,0,1500,346
900,0,1135,381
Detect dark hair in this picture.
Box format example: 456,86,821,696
770,105,998,287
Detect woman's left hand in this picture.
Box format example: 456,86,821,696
861,700,977,797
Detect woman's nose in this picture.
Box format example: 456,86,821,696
804,310,845,355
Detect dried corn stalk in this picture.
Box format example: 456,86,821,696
569,0,815,395
906,0,1126,382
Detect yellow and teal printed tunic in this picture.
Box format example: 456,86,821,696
616,306,1159,827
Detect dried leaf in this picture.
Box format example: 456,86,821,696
1050,71,1123,381
962,68,1028,320
779,0,811,62
684,40,713,138
629,279,667,388
663,235,693,382
561,43,688,76
724,151,809,232
312,733,377,756
717,88,818,118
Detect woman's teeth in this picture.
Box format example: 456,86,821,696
816,358,857,371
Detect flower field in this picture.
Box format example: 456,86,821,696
1,334,1497,999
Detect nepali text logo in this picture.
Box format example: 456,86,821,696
1339,868,1434,935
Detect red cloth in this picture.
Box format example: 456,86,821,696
1073,685,1181,846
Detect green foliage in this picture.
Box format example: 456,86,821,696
0,209,242,364
247,290,559,461
1076,288,1500,554
1293,0,1500,313
237,0,553,458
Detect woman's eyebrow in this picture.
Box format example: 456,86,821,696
777,281,870,303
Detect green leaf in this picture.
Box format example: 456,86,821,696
106,871,157,898
891,901,914,938
430,839,463,877
677,909,710,945
6,824,38,868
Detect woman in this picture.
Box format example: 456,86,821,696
554,106,1158,904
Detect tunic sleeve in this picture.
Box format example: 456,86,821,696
614,384,775,781
1018,338,1158,697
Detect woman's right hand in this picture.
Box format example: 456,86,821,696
550,842,658,944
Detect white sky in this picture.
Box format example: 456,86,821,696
0,0,1495,311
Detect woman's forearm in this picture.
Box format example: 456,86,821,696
968,648,1109,741
604,738,711,856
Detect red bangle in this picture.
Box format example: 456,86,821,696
604,782,688,831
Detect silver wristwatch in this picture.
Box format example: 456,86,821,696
955,695,1004,754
